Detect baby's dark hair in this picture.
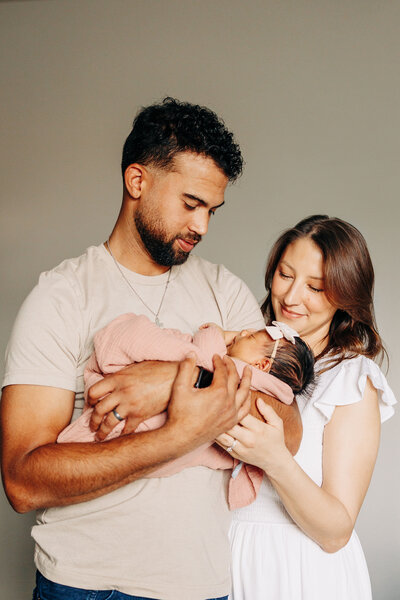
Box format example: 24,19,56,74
269,337,315,396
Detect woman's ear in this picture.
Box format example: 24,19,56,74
254,358,272,373
123,163,146,199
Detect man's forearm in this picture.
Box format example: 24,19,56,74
6,423,198,513
3,357,251,513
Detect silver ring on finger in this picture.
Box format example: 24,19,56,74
112,408,124,422
226,439,237,453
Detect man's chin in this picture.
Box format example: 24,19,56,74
155,248,191,267
169,249,191,266
174,252,190,265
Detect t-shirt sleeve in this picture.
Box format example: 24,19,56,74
312,356,396,424
2,270,83,391
216,265,265,331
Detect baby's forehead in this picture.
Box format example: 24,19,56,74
256,329,273,343
261,330,290,348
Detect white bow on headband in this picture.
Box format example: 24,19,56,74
265,321,299,345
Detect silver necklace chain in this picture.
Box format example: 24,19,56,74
106,239,171,327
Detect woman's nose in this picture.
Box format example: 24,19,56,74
283,282,302,306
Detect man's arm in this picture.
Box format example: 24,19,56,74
86,365,302,452
1,356,251,513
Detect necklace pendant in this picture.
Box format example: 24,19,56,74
106,240,171,330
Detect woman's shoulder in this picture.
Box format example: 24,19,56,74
305,354,396,424
316,354,382,379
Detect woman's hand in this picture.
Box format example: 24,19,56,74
216,398,292,474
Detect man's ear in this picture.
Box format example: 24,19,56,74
254,358,272,373
123,163,147,199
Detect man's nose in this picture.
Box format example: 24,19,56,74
189,210,209,236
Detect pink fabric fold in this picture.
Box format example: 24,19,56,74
58,314,292,509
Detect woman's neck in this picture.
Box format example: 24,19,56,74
303,330,330,358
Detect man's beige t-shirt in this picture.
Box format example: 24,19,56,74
3,244,264,600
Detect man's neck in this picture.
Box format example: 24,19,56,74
106,226,169,277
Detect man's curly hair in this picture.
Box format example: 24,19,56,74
121,97,243,181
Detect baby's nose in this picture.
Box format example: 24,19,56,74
240,328,257,337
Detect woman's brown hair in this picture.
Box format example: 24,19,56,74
261,215,386,368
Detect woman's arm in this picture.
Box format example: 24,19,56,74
217,377,380,552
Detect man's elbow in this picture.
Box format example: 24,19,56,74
2,474,38,514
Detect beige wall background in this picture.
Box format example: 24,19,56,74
1,0,399,598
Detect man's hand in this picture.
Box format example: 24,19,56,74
165,353,252,447
87,361,183,440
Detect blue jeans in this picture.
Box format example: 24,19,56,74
33,571,228,600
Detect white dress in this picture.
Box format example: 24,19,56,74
229,356,396,600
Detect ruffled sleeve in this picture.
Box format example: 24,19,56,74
312,355,396,424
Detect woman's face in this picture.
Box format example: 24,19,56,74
271,237,337,353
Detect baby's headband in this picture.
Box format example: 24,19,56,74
265,321,300,360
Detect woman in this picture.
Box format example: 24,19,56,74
218,215,396,600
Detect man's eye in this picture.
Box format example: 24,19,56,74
184,203,196,211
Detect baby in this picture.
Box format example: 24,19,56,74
58,314,314,508
203,320,314,402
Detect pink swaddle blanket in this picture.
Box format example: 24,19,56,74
58,313,293,509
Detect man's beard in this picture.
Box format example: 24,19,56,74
134,210,201,267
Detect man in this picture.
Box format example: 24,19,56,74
1,98,300,600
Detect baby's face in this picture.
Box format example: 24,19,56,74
227,329,270,365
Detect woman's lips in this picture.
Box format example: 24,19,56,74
280,304,305,319
177,238,196,252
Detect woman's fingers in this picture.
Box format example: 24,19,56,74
256,398,284,429
216,433,235,447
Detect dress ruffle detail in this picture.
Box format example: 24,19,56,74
312,355,396,423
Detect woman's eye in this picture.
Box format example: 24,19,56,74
309,285,323,293
279,270,292,279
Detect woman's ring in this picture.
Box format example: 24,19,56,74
112,408,124,422
226,439,237,453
